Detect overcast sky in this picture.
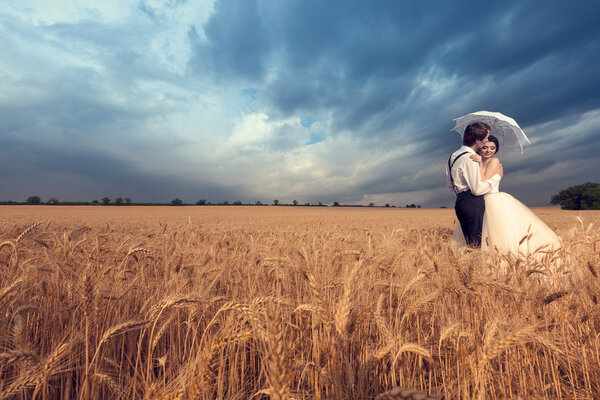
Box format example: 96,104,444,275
1,1,599,207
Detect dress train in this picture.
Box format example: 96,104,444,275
450,192,561,259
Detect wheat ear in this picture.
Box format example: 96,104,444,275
15,222,43,243
265,301,291,400
483,325,538,360
334,262,359,336
0,349,39,365
89,319,149,369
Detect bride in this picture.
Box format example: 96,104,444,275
451,135,562,258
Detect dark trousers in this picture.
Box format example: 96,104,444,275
455,191,485,248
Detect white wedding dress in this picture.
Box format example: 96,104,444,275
451,176,561,258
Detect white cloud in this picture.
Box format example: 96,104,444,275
5,1,133,25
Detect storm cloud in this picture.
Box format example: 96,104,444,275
1,1,599,206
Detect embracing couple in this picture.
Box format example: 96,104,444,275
446,122,561,258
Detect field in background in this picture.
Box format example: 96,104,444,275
1,206,599,399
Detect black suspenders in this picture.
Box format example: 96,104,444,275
448,151,469,194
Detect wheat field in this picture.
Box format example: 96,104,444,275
0,205,599,399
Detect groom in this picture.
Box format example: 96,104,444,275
446,122,503,247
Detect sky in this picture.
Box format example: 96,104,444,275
1,1,600,207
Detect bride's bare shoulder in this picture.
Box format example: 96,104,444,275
487,157,501,166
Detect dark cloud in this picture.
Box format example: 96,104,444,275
2,2,600,206
189,1,600,142
189,0,273,81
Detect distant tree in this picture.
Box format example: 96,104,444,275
255,200,263,205
293,200,298,206
222,201,229,205
333,201,340,207
417,205,421,208
196,199,207,205
171,198,183,206
369,202,375,207
125,198,132,205
102,197,111,205
26,196,41,205
91,200,99,205
318,202,323,206
233,200,242,205
114,197,123,205
304,202,310,206
273,199,279,205
47,198,59,205
385,203,390,207
550,182,600,210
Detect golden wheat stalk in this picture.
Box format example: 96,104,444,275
147,294,203,317
0,277,24,304
91,372,126,399
334,262,359,336
33,339,76,398
392,343,432,363
15,221,43,244
587,261,598,278
543,290,569,304
265,302,291,400
89,319,149,370
150,314,175,354
0,240,16,253
302,268,331,327
117,247,159,269
0,349,39,365
1,367,40,398
374,294,393,342
483,325,538,360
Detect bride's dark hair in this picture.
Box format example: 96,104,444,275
486,135,500,153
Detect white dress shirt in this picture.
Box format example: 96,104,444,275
446,145,501,196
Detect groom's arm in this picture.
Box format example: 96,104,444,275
464,159,501,196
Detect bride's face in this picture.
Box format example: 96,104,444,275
479,141,497,160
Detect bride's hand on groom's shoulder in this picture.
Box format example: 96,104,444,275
470,154,482,163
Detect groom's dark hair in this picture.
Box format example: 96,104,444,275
463,122,490,146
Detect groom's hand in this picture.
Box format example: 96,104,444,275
470,154,482,163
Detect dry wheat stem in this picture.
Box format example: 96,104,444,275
0,208,597,399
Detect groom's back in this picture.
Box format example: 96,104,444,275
447,147,473,194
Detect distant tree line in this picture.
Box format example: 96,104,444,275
0,196,425,208
6,183,596,209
